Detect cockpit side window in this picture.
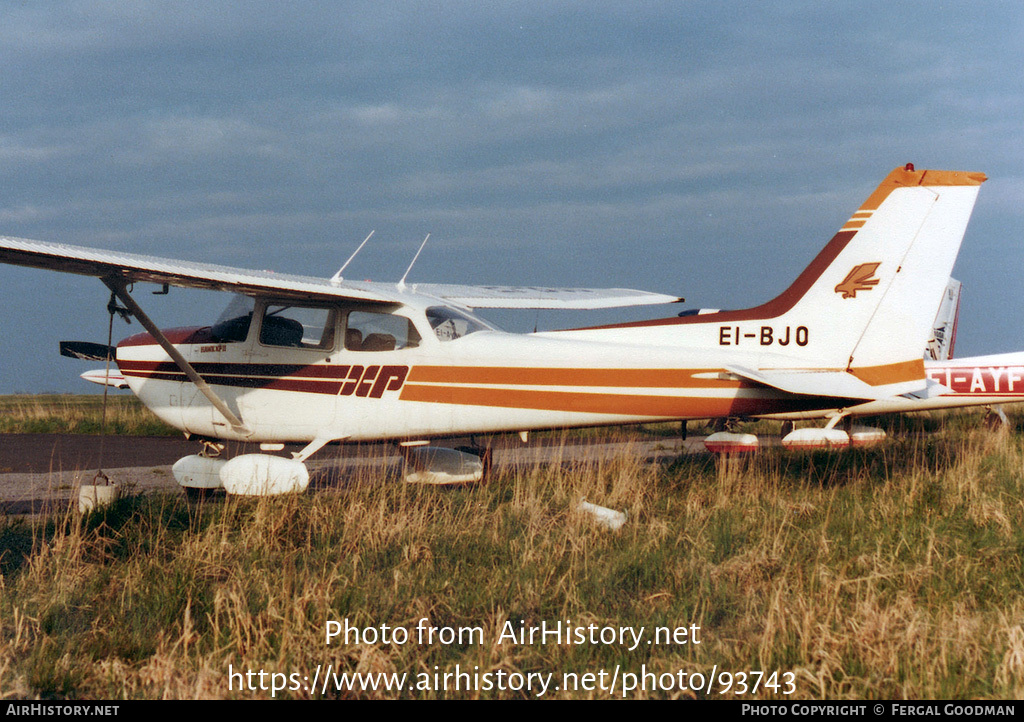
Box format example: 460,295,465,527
345,311,420,351
426,306,496,341
210,295,255,343
259,304,336,349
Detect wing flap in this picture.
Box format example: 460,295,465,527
411,283,683,309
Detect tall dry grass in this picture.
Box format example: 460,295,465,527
1,411,1023,698
0,395,177,436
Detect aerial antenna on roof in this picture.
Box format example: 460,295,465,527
397,233,430,290
330,230,375,284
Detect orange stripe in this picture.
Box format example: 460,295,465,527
399,385,851,417
859,167,986,212
406,366,740,388
399,385,817,417
849,359,924,386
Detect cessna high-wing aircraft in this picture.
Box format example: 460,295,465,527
0,165,989,494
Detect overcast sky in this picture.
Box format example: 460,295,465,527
2,2,1023,393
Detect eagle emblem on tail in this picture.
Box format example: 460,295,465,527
835,262,881,299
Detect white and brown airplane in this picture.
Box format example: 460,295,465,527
0,165,992,494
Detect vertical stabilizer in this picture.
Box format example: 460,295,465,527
926,278,962,361
556,166,985,397
841,168,983,385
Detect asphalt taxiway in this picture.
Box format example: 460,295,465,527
0,433,703,516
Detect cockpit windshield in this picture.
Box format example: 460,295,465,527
425,306,497,341
210,295,255,343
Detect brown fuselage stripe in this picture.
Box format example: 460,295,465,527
118,360,361,395
119,370,347,395
116,362,747,396
116,362,849,415
118,361,743,389
118,358,925,398
118,360,339,378
565,229,856,331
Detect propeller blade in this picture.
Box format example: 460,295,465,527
59,341,115,361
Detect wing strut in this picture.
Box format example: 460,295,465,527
103,277,251,436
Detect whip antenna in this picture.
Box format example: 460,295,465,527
397,233,430,290
330,230,375,284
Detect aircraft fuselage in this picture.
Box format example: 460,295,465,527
116,311,844,443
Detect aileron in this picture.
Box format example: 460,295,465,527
0,236,400,304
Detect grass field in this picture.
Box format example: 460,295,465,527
0,395,178,436
1,408,1023,699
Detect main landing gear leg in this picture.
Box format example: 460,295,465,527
460,442,493,483
712,416,741,433
984,405,1010,431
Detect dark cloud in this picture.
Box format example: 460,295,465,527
2,2,1023,392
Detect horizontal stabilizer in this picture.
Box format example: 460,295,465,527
725,364,926,401
900,378,954,400
410,283,682,309
80,369,129,389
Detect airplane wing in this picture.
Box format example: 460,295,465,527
409,283,683,309
0,236,682,310
0,236,401,304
